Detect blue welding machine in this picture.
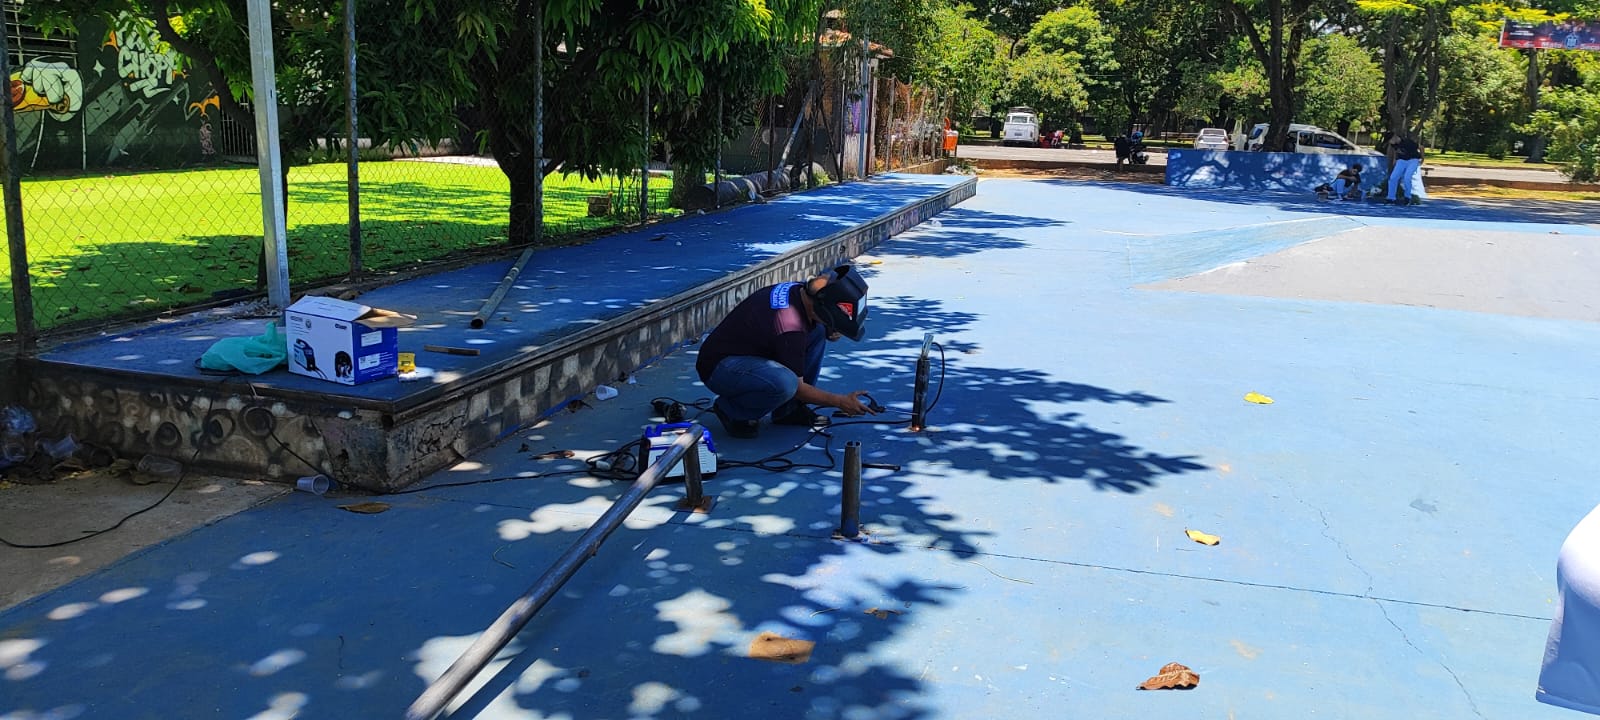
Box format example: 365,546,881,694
640,423,718,479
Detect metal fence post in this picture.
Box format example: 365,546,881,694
884,79,895,172
640,78,650,222
838,441,862,538
247,0,291,308
767,96,777,190
857,35,869,180
714,91,722,210
532,0,543,245
0,26,36,350
345,0,362,276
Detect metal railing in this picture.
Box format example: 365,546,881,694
405,423,711,720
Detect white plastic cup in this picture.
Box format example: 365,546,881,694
295,475,331,495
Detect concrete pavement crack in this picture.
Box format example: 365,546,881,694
689,519,1554,622
1285,482,1375,595
1377,598,1487,720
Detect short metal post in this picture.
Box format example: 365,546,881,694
676,431,715,513
838,441,862,538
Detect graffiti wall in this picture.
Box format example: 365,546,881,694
10,14,222,172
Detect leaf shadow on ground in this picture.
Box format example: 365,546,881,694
440,291,1204,718
867,204,1067,259
0,266,1206,720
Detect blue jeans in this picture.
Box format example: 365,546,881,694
1388,158,1421,200
706,323,827,421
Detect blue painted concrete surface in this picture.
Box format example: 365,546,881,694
1167,148,1426,198
4,178,1597,719
38,174,969,403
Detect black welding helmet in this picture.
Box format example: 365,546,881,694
810,264,869,341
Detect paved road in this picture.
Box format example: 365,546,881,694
955,143,1576,183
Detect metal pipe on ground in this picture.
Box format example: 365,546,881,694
404,424,707,720
470,249,534,329
839,440,862,538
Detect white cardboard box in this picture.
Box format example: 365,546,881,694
284,296,415,385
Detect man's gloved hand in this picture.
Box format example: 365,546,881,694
833,390,880,417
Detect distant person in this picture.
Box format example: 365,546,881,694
1387,135,1424,205
1329,163,1364,200
1113,134,1131,169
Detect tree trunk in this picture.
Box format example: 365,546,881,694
1524,48,1546,163
670,159,705,209
507,166,539,244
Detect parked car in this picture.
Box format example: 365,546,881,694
1002,107,1040,147
1244,123,1379,156
1193,128,1230,150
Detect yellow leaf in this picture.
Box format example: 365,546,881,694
1244,392,1274,405
1185,528,1221,546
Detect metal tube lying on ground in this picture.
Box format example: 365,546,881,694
470,248,535,328
404,424,706,720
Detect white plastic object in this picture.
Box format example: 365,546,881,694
1539,502,1600,715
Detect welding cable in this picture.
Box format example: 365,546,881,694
926,342,948,413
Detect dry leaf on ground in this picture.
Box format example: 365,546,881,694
339,502,391,514
1138,662,1200,690
1185,529,1221,546
748,632,814,664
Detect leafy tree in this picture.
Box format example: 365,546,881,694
967,0,1061,52
1355,0,1462,153
1206,48,1271,124
1433,27,1524,155
1298,33,1384,135
1218,0,1330,151
1518,40,1600,179
1003,6,1118,128
1521,85,1600,180
1090,0,1230,138
910,3,1009,122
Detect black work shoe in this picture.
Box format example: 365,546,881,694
771,403,829,427
712,402,759,439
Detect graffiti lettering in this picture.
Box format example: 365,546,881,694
113,14,179,98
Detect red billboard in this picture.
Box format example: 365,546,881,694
1500,19,1600,51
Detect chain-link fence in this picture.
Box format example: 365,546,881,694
875,77,948,173
0,5,916,349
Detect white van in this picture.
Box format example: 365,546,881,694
1002,107,1040,147
1244,123,1378,155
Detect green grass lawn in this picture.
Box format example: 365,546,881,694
0,161,671,335
1426,149,1560,170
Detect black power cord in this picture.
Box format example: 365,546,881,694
0,443,203,549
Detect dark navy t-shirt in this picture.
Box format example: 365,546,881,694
696,283,813,383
